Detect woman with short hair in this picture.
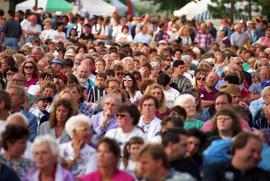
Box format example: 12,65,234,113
23,135,74,181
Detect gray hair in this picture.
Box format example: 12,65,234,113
102,93,121,107
32,135,59,156
65,114,91,138
175,94,196,107
6,112,29,127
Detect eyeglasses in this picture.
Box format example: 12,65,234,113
116,113,129,118
24,66,34,69
115,72,123,76
197,77,206,81
123,78,132,81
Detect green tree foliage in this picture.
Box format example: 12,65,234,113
257,0,270,21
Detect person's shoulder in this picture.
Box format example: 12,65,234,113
79,171,99,181
167,170,196,181
105,127,119,138
115,170,135,180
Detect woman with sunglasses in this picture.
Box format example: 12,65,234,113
105,103,145,149
19,59,39,88
122,73,142,103
194,70,207,89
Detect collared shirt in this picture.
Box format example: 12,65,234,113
230,31,249,48
194,31,213,49
1,18,22,38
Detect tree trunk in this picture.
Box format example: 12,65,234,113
248,0,252,20
230,0,235,24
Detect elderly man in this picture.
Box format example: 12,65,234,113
22,13,41,43
199,72,219,108
203,132,270,180
91,94,121,143
6,85,37,142
76,64,95,93
230,23,249,48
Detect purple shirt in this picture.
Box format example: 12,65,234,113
199,87,218,101
91,111,118,139
79,169,135,181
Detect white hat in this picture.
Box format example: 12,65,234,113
55,11,63,16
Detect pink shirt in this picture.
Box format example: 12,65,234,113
203,118,251,132
79,170,135,181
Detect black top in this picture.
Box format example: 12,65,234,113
0,162,21,181
1,18,22,38
80,33,94,41
202,161,270,181
170,157,201,180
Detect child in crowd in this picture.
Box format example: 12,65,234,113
88,72,106,104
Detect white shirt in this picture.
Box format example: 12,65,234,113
50,30,66,43
59,142,97,177
28,84,40,96
164,87,180,109
39,29,54,42
129,91,142,103
138,116,161,142
92,24,109,36
115,33,133,43
105,127,146,149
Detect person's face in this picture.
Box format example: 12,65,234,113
263,93,270,105
96,77,105,88
138,153,160,180
150,88,163,103
151,66,161,77
215,95,230,112
116,112,133,128
36,99,47,112
234,138,262,170
7,88,23,108
106,81,120,94
266,29,270,38
6,70,16,82
70,87,81,103
11,74,25,86
174,51,181,59
73,122,92,144
123,27,129,34
259,68,269,81
111,52,119,60
78,67,89,79
32,50,43,60
29,15,37,25
129,143,142,159
8,137,28,157
233,58,243,71
0,60,9,72
123,76,133,88
205,73,218,88
196,75,206,88
141,99,156,117
183,100,196,118
51,63,63,72
176,64,186,75
126,61,134,71
216,115,233,132
103,97,118,115
187,136,201,157
114,70,123,81
231,93,241,105
34,143,56,169
43,88,55,98
95,61,105,73
24,63,34,75
55,105,69,122
97,143,117,167
140,66,150,77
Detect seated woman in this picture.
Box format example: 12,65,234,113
105,103,146,148
79,138,135,181
208,108,242,141
38,99,77,144
175,94,204,129
60,114,97,177
0,125,33,178
24,135,74,181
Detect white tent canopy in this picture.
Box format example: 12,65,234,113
110,0,128,16
16,0,47,12
79,0,116,17
173,0,212,19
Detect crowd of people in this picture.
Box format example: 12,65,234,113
0,6,270,181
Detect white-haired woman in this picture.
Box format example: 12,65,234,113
23,135,74,181
59,114,97,177
175,94,204,129
122,57,134,72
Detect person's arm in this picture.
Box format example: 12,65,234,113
201,100,215,108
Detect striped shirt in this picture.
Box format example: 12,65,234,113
88,86,106,103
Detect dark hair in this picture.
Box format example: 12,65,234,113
187,128,207,149
2,125,29,151
157,73,171,86
122,72,139,95
118,103,141,125
64,58,74,67
161,116,184,128
121,25,129,32
97,138,121,163
96,72,107,80
169,106,187,120
123,136,144,169
161,130,180,147
8,9,15,17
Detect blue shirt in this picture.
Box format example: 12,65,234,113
21,109,38,142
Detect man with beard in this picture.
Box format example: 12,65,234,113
199,72,219,108
161,128,200,180
76,64,95,93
